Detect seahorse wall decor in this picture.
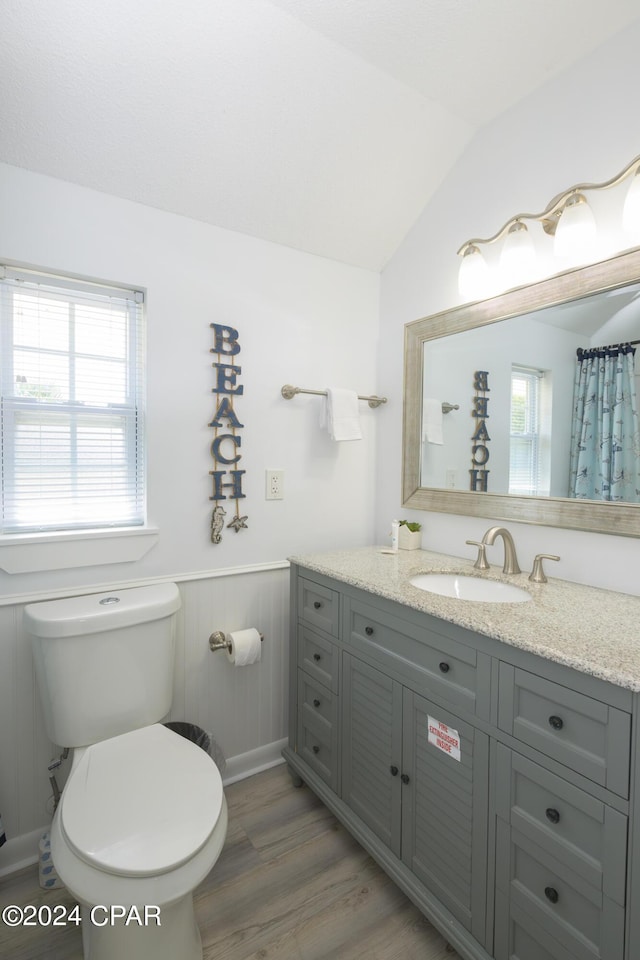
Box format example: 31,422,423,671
208,324,247,543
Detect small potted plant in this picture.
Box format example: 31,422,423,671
398,519,422,550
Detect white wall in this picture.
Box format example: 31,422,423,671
0,163,380,873
376,22,640,596
0,163,380,597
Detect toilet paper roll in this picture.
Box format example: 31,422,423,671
226,627,262,666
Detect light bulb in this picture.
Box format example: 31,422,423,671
554,193,597,260
458,244,490,301
622,170,640,243
499,221,536,289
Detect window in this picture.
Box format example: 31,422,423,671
509,365,550,497
0,264,145,535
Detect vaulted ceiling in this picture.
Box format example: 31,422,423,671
2,0,639,270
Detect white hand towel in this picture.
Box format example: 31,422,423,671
321,387,362,441
423,398,443,444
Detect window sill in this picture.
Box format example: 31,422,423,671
0,527,159,574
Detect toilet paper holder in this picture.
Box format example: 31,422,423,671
209,630,264,653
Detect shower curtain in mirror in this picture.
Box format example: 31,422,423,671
569,343,640,502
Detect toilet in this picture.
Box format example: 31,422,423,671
25,582,227,960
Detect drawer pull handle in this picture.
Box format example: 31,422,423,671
439,661,450,673
313,601,322,609
401,773,410,785
545,807,560,824
390,765,399,776
312,745,320,754
365,625,374,636
548,715,564,730
544,886,559,904
313,653,321,662
313,698,321,707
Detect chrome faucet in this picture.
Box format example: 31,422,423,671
481,526,521,575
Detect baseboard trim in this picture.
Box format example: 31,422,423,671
0,826,46,879
222,738,288,786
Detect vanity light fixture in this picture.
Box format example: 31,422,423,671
552,192,597,260
458,243,490,301
499,220,537,287
457,153,640,299
622,168,640,242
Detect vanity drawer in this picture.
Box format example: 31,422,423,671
498,664,630,797
298,670,338,730
495,745,627,905
297,688,339,791
345,597,490,717
298,577,340,637
298,625,339,693
495,821,624,960
495,889,599,960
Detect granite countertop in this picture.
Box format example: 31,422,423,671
290,546,640,693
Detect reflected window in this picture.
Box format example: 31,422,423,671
509,365,551,496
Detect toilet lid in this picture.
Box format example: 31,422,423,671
60,724,224,877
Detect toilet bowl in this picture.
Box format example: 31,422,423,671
50,724,227,960
24,583,228,960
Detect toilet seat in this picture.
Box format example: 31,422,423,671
60,724,223,878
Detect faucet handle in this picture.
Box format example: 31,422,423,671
466,539,490,571
529,554,560,584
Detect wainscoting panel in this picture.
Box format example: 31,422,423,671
0,602,56,874
0,564,290,877
173,568,290,763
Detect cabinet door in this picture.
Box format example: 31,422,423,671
401,690,489,944
342,654,403,856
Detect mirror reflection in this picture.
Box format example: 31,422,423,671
421,283,640,503
403,249,640,535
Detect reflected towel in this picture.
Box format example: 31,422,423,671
423,398,443,444
320,387,362,441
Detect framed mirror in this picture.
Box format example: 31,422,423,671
402,248,640,536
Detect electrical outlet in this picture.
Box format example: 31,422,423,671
266,469,284,500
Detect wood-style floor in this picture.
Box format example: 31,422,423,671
0,764,460,959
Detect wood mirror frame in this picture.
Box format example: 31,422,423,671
402,248,640,537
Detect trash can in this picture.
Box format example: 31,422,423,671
163,722,226,774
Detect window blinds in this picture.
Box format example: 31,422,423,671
509,365,542,496
0,265,145,534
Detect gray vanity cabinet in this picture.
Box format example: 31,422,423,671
400,687,489,940
285,563,635,960
341,654,403,853
342,651,489,939
293,577,342,792
493,746,627,960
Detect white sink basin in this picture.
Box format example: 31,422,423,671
410,573,531,603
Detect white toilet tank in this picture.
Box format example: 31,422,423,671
26,583,181,748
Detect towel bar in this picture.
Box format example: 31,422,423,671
281,384,387,409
